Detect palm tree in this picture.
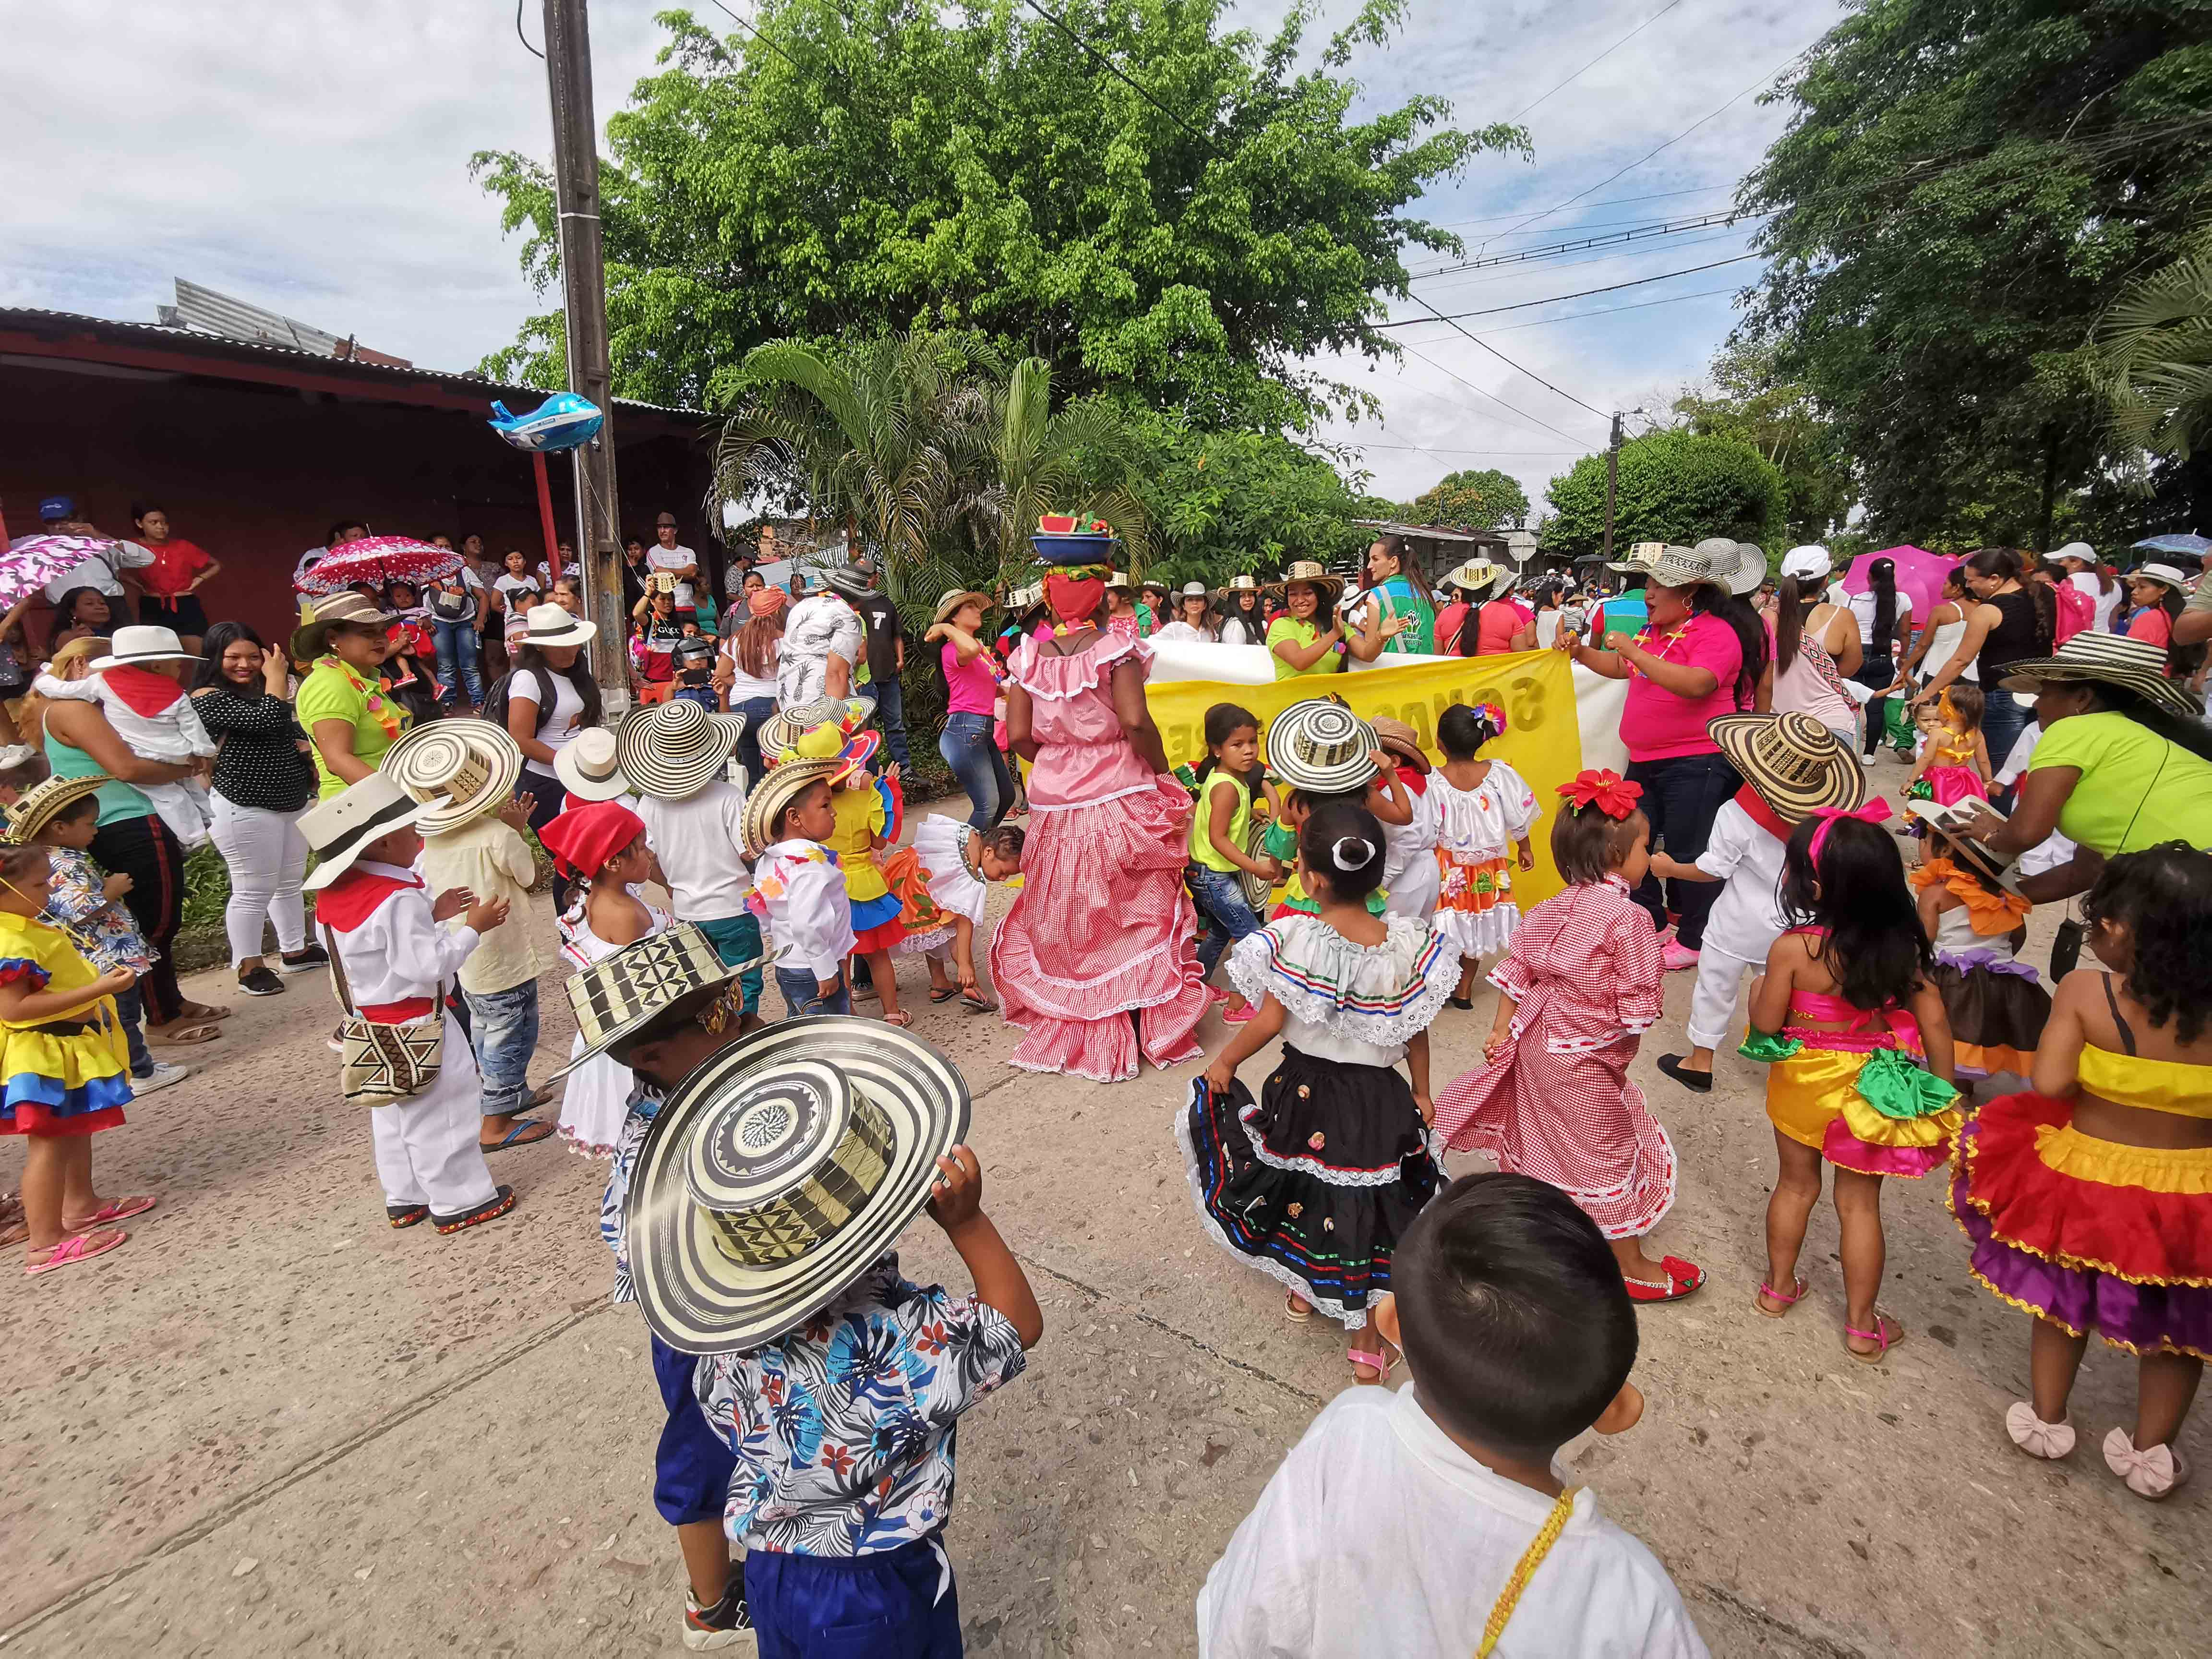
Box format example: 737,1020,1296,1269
2098,244,2212,461
974,357,1153,591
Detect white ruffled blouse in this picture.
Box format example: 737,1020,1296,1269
1227,912,1457,1068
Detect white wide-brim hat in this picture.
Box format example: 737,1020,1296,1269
302,773,435,890
379,718,526,835
2131,562,2192,591
517,602,596,649
618,698,745,801
553,725,633,801
626,1017,972,1355
91,624,202,673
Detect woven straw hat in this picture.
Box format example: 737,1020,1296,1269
932,588,993,625
741,757,845,858
1267,699,1381,794
301,773,434,890
290,590,392,661
758,695,875,759
553,726,633,802
379,718,525,836
549,923,748,1082
618,699,745,801
1907,800,2024,895
1442,556,1518,599
625,1016,972,1355
4,773,111,843
1996,632,2202,721
1369,715,1432,776
1264,560,1344,603
1707,712,1866,825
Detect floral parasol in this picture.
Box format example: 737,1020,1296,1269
296,536,463,598
0,535,114,610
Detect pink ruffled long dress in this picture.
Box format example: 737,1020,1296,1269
989,631,1208,1082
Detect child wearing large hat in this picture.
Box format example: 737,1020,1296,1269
743,758,859,1019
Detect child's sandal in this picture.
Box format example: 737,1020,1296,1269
1347,1339,1401,1384
928,985,962,1004
1284,1289,1311,1322
880,1008,914,1029
1843,1311,1904,1363
2004,1402,2076,1461
1753,1276,1806,1319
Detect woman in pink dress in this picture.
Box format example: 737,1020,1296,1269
990,523,1209,1082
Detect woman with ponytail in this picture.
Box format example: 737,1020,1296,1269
1846,556,1912,759
1767,546,1862,748
1180,799,1456,1384
1915,548,2053,766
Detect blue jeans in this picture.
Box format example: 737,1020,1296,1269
746,1534,960,1659
872,673,911,769
432,617,484,708
776,965,852,1019
1980,683,2032,773
938,710,1014,832
1623,750,1741,951
1188,863,1264,983
462,979,541,1117
694,913,766,1015
115,986,154,1078
733,694,779,787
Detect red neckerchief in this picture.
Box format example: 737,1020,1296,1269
317,869,424,933
1394,761,1429,797
102,665,187,716
1732,784,1794,844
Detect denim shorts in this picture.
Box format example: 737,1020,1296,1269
776,965,853,1019
462,979,541,1116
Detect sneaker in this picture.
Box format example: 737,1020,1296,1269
1660,939,1700,973
1859,752,1877,767
277,943,330,973
130,1061,191,1095
237,964,286,997
684,1581,756,1652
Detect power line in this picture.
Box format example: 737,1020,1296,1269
1395,338,1602,446
1410,210,1767,280
1377,253,1763,327
1330,442,1588,454
1391,283,1747,341
1413,226,1757,298
1510,0,1687,121
1417,184,1737,232
514,0,543,59
1019,0,1209,143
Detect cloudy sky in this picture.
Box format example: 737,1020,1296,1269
7,0,1846,514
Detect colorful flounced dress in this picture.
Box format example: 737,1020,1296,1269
1432,877,1676,1238
825,773,908,955
1429,759,1539,958
892,814,985,960
555,890,671,1158
0,911,131,1136
1912,859,2049,1079
990,631,1207,1082
1950,977,2212,1360
1743,928,1962,1178
1178,912,1456,1328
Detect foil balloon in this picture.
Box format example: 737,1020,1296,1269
487,392,605,453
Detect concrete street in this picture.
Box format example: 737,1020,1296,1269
3,779,2204,1657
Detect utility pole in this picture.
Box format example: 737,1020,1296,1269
1600,410,1623,567
541,0,629,714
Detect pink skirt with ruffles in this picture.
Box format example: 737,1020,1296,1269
988,777,1208,1083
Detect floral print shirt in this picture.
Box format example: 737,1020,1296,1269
599,1083,661,1306
42,847,155,974
695,1254,1027,1555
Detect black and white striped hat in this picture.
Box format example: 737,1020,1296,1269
617,699,746,801
1997,632,2202,722
1266,698,1382,794
301,774,435,890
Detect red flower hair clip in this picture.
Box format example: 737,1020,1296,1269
1557,769,1643,820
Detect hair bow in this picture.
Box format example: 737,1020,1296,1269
1806,799,1896,862
1556,769,1643,819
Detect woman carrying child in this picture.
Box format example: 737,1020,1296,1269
1434,769,1704,1302
1179,800,1456,1384
1743,809,1960,1361
1951,844,2212,1498
542,801,668,1158
1908,802,2048,1081
1185,703,1280,1025
1428,702,1538,1007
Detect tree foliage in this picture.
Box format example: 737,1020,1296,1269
1542,430,1787,557
1738,0,2212,549
473,0,1521,431
2098,239,2212,463
1663,339,1854,542
1402,468,1530,531
1126,415,1370,585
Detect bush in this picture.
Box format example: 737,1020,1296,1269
1544,430,1787,557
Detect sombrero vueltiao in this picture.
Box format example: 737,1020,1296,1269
618,698,746,801
741,757,846,859
1996,632,2203,722
757,695,875,760
626,1017,972,1354
1906,800,2024,896
1707,711,1865,826
379,718,525,835
1264,560,1344,604
1267,698,1381,795
549,922,750,1082
4,773,111,844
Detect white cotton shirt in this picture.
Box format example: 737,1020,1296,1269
326,862,481,1010
753,838,856,979
508,668,585,776
1197,1384,1708,1659
1845,587,1911,647
1691,797,1788,961
719,635,783,702
648,543,697,608
1153,620,1211,644
634,781,753,921
2069,571,2122,633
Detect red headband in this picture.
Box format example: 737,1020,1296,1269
1557,769,1643,820
1806,800,1894,863
537,801,646,881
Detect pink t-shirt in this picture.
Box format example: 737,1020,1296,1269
1474,599,1534,655
942,639,998,716
1618,612,1745,761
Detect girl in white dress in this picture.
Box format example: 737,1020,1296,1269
1428,703,1539,1006
1370,717,1441,925
896,817,1025,1013
540,802,668,1158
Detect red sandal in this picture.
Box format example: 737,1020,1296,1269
1623,1255,1705,1303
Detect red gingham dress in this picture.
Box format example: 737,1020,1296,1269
1431,876,1678,1238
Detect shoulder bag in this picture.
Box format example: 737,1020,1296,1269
325,923,445,1107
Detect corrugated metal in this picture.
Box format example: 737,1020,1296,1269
171,278,348,357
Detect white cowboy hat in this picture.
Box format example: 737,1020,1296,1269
516,601,596,649
379,718,526,836
553,726,633,802
2130,562,2192,592
91,625,202,673
1442,556,1519,599
301,773,435,891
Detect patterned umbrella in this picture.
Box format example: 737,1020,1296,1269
2130,532,2211,557
295,535,463,598
0,534,117,610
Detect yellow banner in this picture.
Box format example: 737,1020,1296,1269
1145,650,1585,908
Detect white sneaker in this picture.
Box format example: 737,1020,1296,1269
1859,752,1876,766
131,1061,191,1095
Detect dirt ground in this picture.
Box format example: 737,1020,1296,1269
3,771,2206,1657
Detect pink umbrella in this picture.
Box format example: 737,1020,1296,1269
296,535,462,598
0,534,119,610
1841,545,1958,625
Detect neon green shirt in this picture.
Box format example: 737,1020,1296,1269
1187,772,1253,873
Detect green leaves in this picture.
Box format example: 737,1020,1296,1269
1542,431,1787,557
1403,469,1530,532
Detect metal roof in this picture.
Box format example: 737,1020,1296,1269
0,305,707,421
1355,519,1508,545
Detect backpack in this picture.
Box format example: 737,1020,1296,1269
2052,579,2095,645
479,670,553,734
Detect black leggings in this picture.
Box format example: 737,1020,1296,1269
92,814,186,1025
1622,751,1741,952
524,772,572,911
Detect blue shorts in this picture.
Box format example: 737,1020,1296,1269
692,913,766,1016
745,1534,961,1659
651,1334,737,1527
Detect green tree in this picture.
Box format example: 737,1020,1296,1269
471,0,1521,430
1542,431,1787,557
977,361,1154,589
1127,415,1370,585
1666,339,1855,541
1403,468,1530,531
2099,240,2212,463
1738,0,2212,550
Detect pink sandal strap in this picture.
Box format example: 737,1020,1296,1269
1758,1277,1805,1306
24,1229,127,1276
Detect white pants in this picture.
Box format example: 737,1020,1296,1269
1686,944,1765,1052
367,1016,498,1214
210,794,309,965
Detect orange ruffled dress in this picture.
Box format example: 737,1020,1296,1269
1912,858,2049,1078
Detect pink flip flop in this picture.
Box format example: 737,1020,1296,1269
64,1195,156,1231
25,1229,128,1277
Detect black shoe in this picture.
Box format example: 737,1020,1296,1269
237,964,286,997
277,943,330,973
433,1186,517,1234
1657,1054,1713,1093
683,1578,753,1650
852,960,875,991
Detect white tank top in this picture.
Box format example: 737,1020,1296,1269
1918,608,1977,682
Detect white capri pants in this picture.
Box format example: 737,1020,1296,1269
209,793,309,966
369,1017,499,1214
1685,944,1767,1053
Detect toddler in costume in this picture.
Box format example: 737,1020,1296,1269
1197,1173,1709,1659
786,720,914,1028
1650,712,1866,1094
545,800,668,1158
745,757,859,1018
1908,803,2048,1081
306,773,518,1235
901,818,1023,1014
1951,845,2212,1500
1369,717,1441,925
1428,703,1538,1006
0,834,149,1276
1434,769,1703,1303
1256,699,1413,923
1180,800,1456,1384
36,627,216,848
1742,810,1959,1360
1902,685,1990,817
